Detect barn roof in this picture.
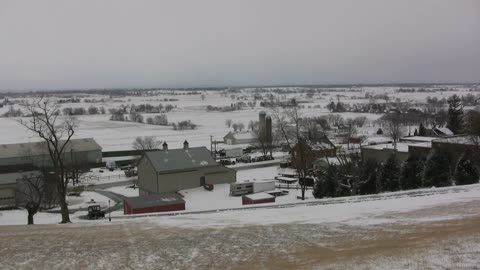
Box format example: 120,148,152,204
124,193,185,209
0,138,102,160
224,131,256,141
244,192,275,200
143,146,217,173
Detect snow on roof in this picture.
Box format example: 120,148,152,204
363,141,433,152
230,131,256,140
434,136,479,145
434,127,454,135
400,136,438,143
0,138,102,159
364,136,393,144
362,143,409,152
123,193,185,209
244,192,275,200
144,146,218,173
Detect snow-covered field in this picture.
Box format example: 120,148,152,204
1,86,476,151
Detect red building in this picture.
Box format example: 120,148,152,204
242,192,275,205
123,193,185,215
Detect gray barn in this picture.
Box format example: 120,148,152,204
138,142,236,195
0,138,102,172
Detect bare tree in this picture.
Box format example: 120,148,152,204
18,98,75,223
16,173,47,225
132,136,162,151
201,93,206,101
237,122,245,131
382,113,405,150
225,119,232,128
273,106,310,200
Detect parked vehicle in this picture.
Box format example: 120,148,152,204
219,159,236,166
230,182,254,196
230,180,276,196
225,148,243,158
253,180,276,193
87,205,105,220
106,160,117,171
124,168,138,177
236,155,252,163
203,183,214,191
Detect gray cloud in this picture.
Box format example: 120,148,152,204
0,0,479,90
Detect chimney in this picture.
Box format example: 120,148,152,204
163,142,168,151
183,140,189,150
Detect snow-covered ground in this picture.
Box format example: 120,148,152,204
1,183,480,270
105,185,139,197
75,167,136,186
132,184,480,228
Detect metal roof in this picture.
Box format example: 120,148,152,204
0,171,41,185
144,146,217,173
0,138,102,160
124,193,185,209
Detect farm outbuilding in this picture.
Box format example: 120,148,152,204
0,138,102,173
242,192,275,205
123,193,185,215
138,141,236,195
223,131,257,145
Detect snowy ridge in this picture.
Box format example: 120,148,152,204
109,184,480,221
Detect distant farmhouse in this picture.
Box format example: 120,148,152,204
223,111,272,145
361,135,478,167
223,131,257,145
291,137,337,169
138,141,236,195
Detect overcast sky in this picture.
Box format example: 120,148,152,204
0,0,479,90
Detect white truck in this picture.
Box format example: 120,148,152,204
253,180,276,193
225,148,243,158
230,180,276,196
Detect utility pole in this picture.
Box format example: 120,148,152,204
210,135,214,158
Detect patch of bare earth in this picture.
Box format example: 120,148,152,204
1,201,480,270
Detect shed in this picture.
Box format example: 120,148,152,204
242,192,275,205
123,193,185,215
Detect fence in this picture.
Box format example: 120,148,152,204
275,184,313,190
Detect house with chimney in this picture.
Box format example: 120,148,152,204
137,141,236,195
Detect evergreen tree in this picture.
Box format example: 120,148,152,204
376,128,383,135
359,160,379,195
413,128,418,136
454,150,479,185
378,154,400,192
447,94,464,134
399,155,423,190
423,148,451,187
314,165,338,198
418,123,426,136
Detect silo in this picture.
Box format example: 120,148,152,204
259,111,266,142
266,116,272,143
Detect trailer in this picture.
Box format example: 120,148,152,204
230,182,254,196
